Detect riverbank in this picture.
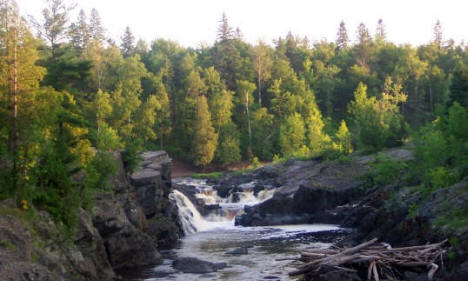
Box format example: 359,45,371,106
210,147,468,280
0,151,181,281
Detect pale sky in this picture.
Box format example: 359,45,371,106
16,0,468,47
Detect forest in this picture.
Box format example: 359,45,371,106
1,0,468,231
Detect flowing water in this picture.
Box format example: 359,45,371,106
126,178,345,281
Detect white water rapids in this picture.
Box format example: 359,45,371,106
170,178,276,234
128,178,343,281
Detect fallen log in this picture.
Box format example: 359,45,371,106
289,239,447,281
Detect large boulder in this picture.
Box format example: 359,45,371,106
93,192,162,270
105,225,161,269
236,159,365,226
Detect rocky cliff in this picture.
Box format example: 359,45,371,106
219,147,467,280
0,150,182,281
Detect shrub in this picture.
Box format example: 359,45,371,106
368,154,408,186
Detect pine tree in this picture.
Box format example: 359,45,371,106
375,19,386,43
192,95,218,167
120,26,135,57
70,9,90,51
356,23,373,66
89,8,105,43
336,21,349,50
0,0,47,194
217,12,233,42
32,0,75,57
433,20,443,48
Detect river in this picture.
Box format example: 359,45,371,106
124,178,345,281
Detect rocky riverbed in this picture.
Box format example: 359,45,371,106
202,147,468,281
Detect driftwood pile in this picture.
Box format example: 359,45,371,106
289,238,447,281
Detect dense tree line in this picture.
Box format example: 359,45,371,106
1,0,468,229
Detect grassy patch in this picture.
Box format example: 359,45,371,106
191,172,224,179
232,167,256,175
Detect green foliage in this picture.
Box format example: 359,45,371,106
215,122,241,166
94,123,121,151
334,120,353,154
3,0,468,241
85,151,117,191
191,172,224,179
122,139,143,173
368,154,408,186
32,139,80,232
414,102,468,193
280,113,306,157
192,95,218,167
348,81,408,152
427,167,457,190
251,156,260,168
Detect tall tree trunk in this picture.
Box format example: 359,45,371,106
245,91,252,156
257,71,262,105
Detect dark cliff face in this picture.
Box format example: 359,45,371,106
235,158,367,226
0,150,182,281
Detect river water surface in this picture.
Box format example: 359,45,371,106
126,178,345,281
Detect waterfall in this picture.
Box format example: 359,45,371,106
170,190,234,234
171,179,278,235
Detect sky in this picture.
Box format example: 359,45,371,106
16,0,468,48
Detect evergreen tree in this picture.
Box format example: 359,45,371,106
433,20,443,48
214,13,242,89
33,0,75,57
217,12,233,42
121,26,135,58
375,19,386,43
69,9,89,51
0,0,47,196
356,23,373,67
89,8,105,43
336,21,349,50
192,95,218,167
